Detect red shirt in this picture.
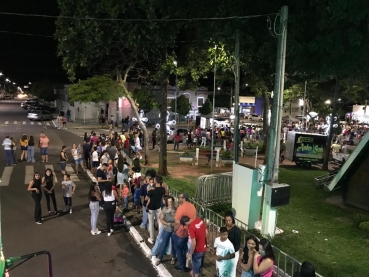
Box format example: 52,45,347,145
189,218,207,253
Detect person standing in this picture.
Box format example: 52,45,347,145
56,114,62,129
10,137,16,163
39,133,50,163
239,236,258,277
109,115,115,131
252,239,275,277
224,211,241,277
27,172,43,224
2,135,15,166
173,131,181,150
152,128,157,150
96,163,109,210
42,168,58,215
146,175,166,244
103,182,120,236
172,192,196,272
89,184,102,235
214,227,236,277
27,135,35,163
60,145,68,175
61,173,76,214
71,143,84,174
66,108,71,122
83,140,91,169
20,134,28,161
187,217,207,277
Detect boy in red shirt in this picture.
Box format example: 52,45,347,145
187,217,207,277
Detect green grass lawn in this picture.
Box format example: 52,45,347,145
273,168,368,277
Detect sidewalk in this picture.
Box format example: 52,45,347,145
64,121,195,130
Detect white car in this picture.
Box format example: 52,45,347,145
249,114,262,121
27,110,54,121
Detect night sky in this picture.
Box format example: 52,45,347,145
0,0,68,87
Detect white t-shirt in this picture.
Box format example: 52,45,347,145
92,151,99,162
214,237,235,277
134,137,141,148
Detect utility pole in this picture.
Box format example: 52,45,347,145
210,47,217,174
233,31,240,163
261,6,288,237
302,81,307,130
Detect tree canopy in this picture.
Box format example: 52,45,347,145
31,80,57,102
170,95,191,116
199,98,213,115
132,88,155,113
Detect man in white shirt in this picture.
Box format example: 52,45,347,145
2,135,15,166
214,227,235,277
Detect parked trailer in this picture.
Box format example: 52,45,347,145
285,132,327,168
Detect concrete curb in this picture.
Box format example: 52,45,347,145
85,169,173,277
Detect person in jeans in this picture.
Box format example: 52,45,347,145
172,192,196,272
42,168,58,214
27,135,35,163
39,133,49,163
96,163,109,210
2,135,15,166
60,145,68,175
89,184,102,235
27,172,43,224
139,170,156,229
187,217,207,277
146,175,166,244
155,196,177,265
61,174,76,213
103,182,120,236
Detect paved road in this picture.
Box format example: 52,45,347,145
0,103,158,277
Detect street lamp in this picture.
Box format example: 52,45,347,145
29,82,32,85
174,61,178,123
0,73,3,76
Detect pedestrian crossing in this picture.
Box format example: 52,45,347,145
2,121,52,126
0,163,85,187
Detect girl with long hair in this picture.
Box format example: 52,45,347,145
224,211,241,277
42,168,58,214
239,236,259,277
20,134,28,161
103,182,120,236
89,183,102,235
27,135,35,163
27,172,43,224
253,238,275,277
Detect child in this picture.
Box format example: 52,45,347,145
214,227,235,277
61,174,76,214
121,182,130,211
133,183,141,213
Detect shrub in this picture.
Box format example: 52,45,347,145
353,213,369,227
221,150,233,159
359,221,369,236
180,151,193,157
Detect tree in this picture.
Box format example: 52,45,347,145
199,99,213,115
132,88,155,113
170,95,191,116
31,80,56,102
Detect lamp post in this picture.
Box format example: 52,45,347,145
174,61,178,123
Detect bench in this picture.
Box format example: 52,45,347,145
194,148,223,167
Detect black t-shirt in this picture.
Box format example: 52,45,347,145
147,186,165,210
227,225,241,252
96,169,107,187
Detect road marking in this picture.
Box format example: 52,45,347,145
0,167,13,186
23,121,26,124
45,165,58,183
25,165,34,185
38,122,42,125
65,164,79,182
5,121,8,124
31,122,34,125
14,121,17,124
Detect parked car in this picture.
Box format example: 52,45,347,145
27,110,54,121
167,128,189,143
249,114,263,121
3,94,14,99
21,99,40,108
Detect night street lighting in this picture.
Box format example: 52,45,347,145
29,82,32,84
0,72,3,76
5,79,10,82
325,100,331,105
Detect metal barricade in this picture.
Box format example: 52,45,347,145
194,172,233,206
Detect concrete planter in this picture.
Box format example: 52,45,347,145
221,159,234,165
244,148,258,156
179,156,194,163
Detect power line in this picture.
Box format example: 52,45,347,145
0,11,276,22
0,30,53,38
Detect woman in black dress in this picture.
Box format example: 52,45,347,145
27,172,43,224
42,168,58,214
224,211,241,276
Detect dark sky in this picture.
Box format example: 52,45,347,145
0,0,69,87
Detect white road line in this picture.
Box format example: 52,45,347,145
31,122,34,125
25,165,34,185
45,165,58,183
65,164,80,182
0,167,14,186
14,121,17,124
38,122,42,125
23,121,26,124
5,121,9,124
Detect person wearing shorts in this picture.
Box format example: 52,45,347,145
187,217,207,277
39,134,50,163
71,143,84,174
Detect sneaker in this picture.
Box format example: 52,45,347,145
99,207,104,211
140,225,147,230
48,211,52,215
107,232,112,236
35,221,43,225
62,208,68,212
91,230,101,235
69,209,73,214
147,238,154,244
110,229,114,234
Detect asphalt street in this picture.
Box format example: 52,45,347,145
0,101,158,277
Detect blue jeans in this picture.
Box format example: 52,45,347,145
123,196,128,210
192,252,205,275
158,229,175,260
174,141,179,150
151,226,163,256
5,150,13,165
27,146,35,162
172,233,188,270
140,205,148,228
241,270,254,277
89,201,99,231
